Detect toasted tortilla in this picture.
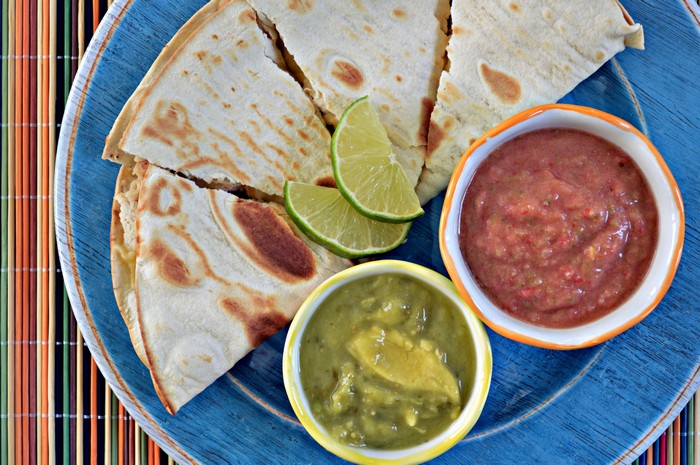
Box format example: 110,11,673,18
248,0,451,185
110,162,350,413
102,0,334,197
415,0,644,203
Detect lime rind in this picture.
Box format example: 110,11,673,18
284,181,411,259
331,96,424,223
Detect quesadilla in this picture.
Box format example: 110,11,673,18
415,0,644,203
248,0,451,185
110,161,350,413
102,0,334,197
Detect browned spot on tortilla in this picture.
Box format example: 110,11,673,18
468,137,477,145
220,297,288,348
166,223,231,286
148,238,200,287
182,70,189,76
391,8,407,19
331,60,364,89
453,26,464,35
239,9,256,24
480,63,522,104
292,161,301,170
427,120,446,156
543,9,553,20
142,177,182,216
395,75,403,83
285,0,314,13
363,25,373,33
298,147,308,156
380,104,390,113
211,34,219,40
232,202,316,282
223,102,231,109
595,51,605,61
231,87,236,93
417,97,435,146
297,129,310,141
283,116,294,126
315,176,336,188
195,51,206,61
141,101,200,154
176,178,193,192
212,55,222,65
236,39,248,49
509,2,520,12
200,354,212,364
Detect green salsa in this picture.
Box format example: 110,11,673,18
299,273,476,450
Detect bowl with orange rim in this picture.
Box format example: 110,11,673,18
439,104,684,349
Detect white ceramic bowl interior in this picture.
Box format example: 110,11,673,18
282,260,493,465
441,105,684,349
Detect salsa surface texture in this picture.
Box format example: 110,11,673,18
299,273,475,450
459,128,658,328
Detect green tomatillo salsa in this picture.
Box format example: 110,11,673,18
299,273,475,450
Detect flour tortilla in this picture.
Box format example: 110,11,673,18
416,0,644,203
110,162,350,413
102,0,334,197
248,0,451,185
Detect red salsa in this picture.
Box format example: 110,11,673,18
459,128,658,328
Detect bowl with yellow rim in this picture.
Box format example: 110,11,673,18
282,260,492,464
440,104,684,350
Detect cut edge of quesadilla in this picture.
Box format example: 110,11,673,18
102,0,337,199
110,162,150,367
111,160,351,414
102,0,232,167
414,0,645,205
247,0,452,187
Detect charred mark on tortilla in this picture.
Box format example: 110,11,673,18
142,177,184,217
219,297,288,348
314,176,336,188
141,101,201,155
427,119,446,156
331,60,364,90
285,0,314,14
418,97,436,147
232,201,316,281
148,238,202,287
391,8,407,20
479,63,522,105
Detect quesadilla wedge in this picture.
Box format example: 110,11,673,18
416,0,644,203
102,0,334,197
248,0,451,185
110,162,350,413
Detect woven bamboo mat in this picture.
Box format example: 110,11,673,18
0,1,698,464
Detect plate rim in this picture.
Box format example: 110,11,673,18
53,1,700,463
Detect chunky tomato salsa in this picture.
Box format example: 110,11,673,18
459,128,658,328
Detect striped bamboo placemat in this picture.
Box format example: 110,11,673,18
0,1,698,464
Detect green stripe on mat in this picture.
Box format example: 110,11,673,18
1,0,10,461
690,395,695,465
141,424,148,465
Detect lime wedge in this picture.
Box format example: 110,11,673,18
331,96,424,223
284,181,411,259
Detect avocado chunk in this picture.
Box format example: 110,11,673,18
347,326,460,405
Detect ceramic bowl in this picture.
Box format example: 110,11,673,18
440,104,684,350
282,260,492,465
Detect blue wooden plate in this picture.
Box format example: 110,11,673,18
55,1,700,463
